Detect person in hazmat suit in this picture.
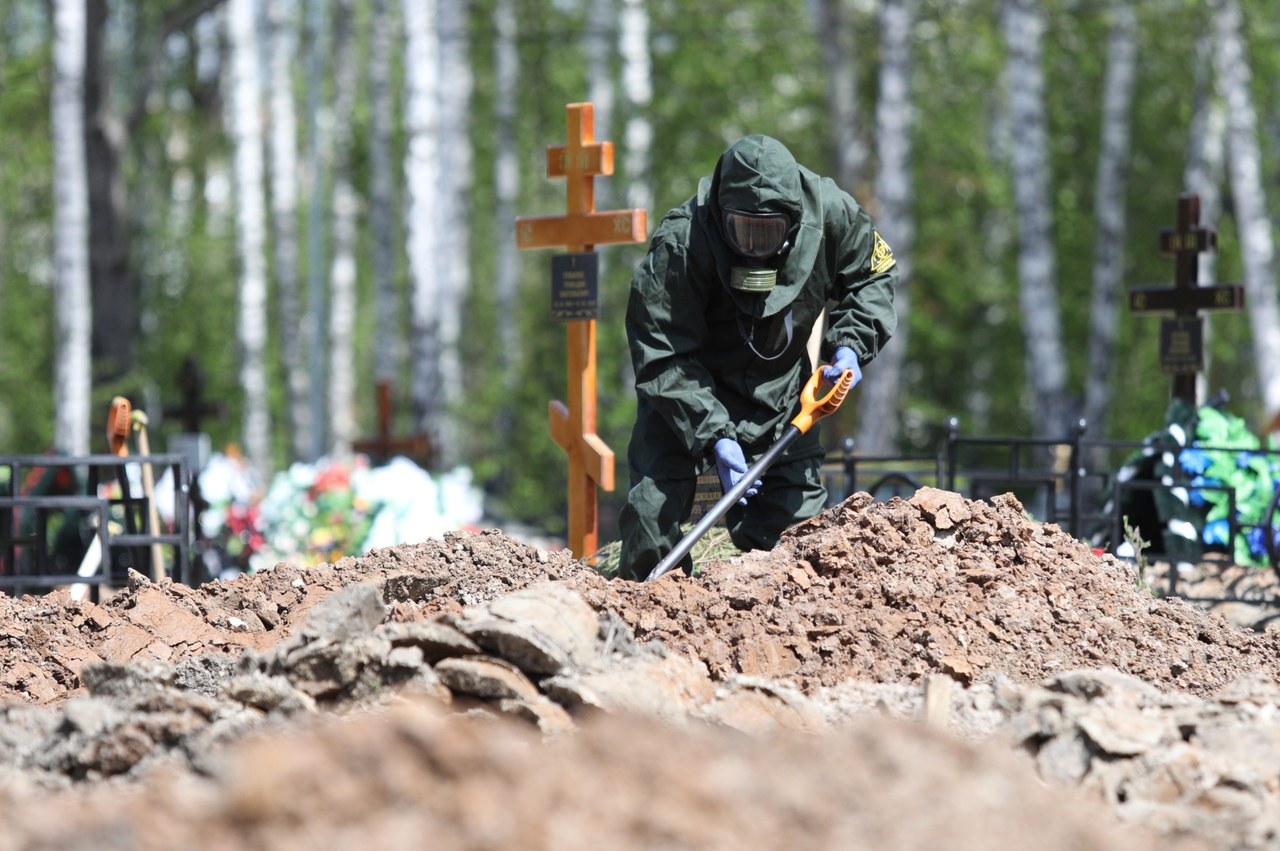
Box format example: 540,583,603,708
617,134,898,581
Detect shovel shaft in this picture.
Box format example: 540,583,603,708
134,419,167,582
645,425,800,582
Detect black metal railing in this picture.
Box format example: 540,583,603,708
823,418,1280,580
0,454,194,594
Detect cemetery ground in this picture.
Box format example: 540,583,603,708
6,489,1280,848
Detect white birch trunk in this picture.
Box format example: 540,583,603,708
227,0,273,483
51,0,92,455
806,0,863,410
619,0,653,217
617,0,652,390
328,0,359,458
1001,0,1069,438
1186,33,1226,280
493,0,520,398
807,0,865,193
402,0,443,452
435,0,472,468
854,0,914,456
198,10,232,249
369,0,400,384
268,0,310,462
584,0,616,287
1083,1,1136,435
1213,0,1280,416
585,0,615,188
1185,31,1226,404
304,0,331,460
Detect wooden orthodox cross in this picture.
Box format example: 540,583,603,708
515,102,647,558
1128,194,1244,405
353,380,431,465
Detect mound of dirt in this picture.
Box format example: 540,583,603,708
0,707,1206,851
1,487,1279,849
0,530,582,706
567,489,1280,696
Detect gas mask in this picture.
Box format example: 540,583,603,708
723,208,797,293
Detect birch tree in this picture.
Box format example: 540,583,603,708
85,1,235,391
492,0,520,418
584,0,616,289
854,0,914,455
616,0,653,391
585,0,616,172
619,0,653,220
1001,0,1069,438
807,0,865,192
402,0,443,451
226,0,273,482
369,0,400,385
304,0,331,460
435,0,473,467
806,0,864,412
327,0,359,457
1082,1,1136,435
85,0,134,381
51,0,91,455
1185,30,1226,403
1212,0,1280,416
267,0,309,462
1185,33,1226,283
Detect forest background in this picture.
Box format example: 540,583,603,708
2,0,1278,543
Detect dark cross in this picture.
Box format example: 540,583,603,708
1128,194,1245,405
353,380,432,465
163,357,226,554
164,357,225,433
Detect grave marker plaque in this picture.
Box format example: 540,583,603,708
550,253,599,321
1159,317,1203,374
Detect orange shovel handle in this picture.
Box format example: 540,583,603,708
789,367,855,435
107,396,132,456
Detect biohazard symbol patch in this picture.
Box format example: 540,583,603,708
870,231,896,274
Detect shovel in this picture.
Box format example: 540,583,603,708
131,410,167,581
107,396,132,457
645,365,857,582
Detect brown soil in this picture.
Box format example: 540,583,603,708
2,487,1279,849
569,491,1280,696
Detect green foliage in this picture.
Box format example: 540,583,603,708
0,37,54,451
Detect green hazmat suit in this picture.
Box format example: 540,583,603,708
618,135,898,580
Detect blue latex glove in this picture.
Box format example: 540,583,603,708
822,346,863,386
713,438,761,505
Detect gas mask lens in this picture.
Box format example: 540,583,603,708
723,210,791,259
